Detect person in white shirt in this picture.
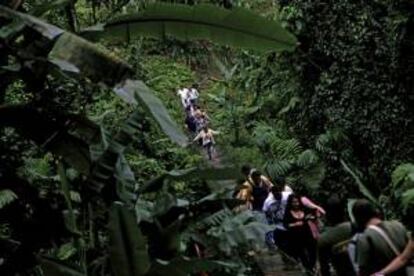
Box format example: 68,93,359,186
263,184,293,256
188,83,199,105
177,88,190,108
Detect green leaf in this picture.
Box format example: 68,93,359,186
49,32,132,86
296,149,319,168
340,159,378,204
402,188,414,210
140,166,240,193
57,162,79,234
0,6,132,86
391,163,414,189
109,202,151,276
115,80,188,146
298,162,326,191
82,3,297,52
0,5,63,39
57,242,77,260
0,189,17,209
347,199,357,224
40,256,85,276
31,0,70,17
264,160,293,179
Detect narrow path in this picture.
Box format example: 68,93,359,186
181,94,304,276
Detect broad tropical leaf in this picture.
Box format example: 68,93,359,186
139,166,240,193
109,202,151,276
0,5,132,86
115,80,188,146
49,33,132,86
340,159,378,204
82,3,297,52
0,5,62,39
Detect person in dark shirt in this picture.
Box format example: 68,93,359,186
318,195,356,276
284,194,317,274
352,199,409,276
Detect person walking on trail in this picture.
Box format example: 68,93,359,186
263,184,293,256
318,195,356,276
241,164,278,190
192,125,219,160
188,83,200,105
192,107,209,134
374,233,414,275
238,170,271,211
185,112,197,134
284,193,318,274
177,87,190,108
350,199,409,276
249,169,273,200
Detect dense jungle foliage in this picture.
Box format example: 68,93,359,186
0,0,413,275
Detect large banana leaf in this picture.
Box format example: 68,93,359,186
82,3,297,52
0,5,62,39
139,166,240,193
109,202,151,276
0,6,132,86
340,159,378,204
115,80,188,146
49,33,133,86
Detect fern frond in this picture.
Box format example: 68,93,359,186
315,129,347,153
271,138,302,160
264,160,293,179
296,149,319,169
391,163,414,189
0,189,18,209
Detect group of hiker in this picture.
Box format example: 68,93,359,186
177,84,219,160
234,165,414,276
176,85,414,276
